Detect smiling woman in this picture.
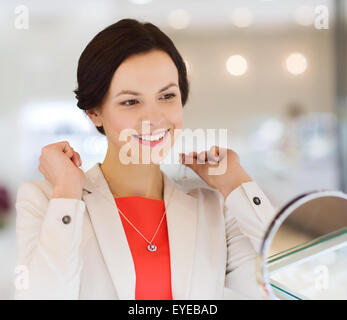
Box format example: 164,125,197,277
14,18,278,301
71,19,190,202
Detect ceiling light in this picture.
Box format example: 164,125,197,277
226,55,248,76
286,53,307,75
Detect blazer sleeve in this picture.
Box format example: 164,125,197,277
14,181,86,300
222,181,278,299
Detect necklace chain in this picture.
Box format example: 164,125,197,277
112,170,176,252
116,205,166,246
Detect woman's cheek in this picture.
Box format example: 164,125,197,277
173,105,183,122
107,117,134,148
169,106,183,145
173,106,183,130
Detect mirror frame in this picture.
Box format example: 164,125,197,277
256,189,347,300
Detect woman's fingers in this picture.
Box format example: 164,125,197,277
207,146,219,163
65,149,74,158
180,147,221,163
76,152,82,166
209,145,228,161
62,144,73,156
183,151,197,163
61,143,81,167
71,152,81,167
197,151,207,162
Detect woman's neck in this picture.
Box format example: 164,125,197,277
100,147,164,201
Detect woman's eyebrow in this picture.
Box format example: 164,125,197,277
114,82,178,98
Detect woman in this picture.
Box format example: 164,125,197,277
14,19,277,300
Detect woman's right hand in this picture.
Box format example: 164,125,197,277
38,141,86,199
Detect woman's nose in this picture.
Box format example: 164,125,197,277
140,105,166,128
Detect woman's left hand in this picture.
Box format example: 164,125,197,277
179,146,253,199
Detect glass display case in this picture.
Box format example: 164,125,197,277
266,227,347,300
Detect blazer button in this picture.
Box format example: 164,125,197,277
62,215,71,224
253,197,261,205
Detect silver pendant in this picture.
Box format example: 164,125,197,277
147,244,157,252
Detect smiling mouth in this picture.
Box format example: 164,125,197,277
133,129,170,146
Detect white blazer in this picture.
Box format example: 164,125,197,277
14,162,277,300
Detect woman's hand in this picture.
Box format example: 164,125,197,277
179,146,253,199
38,141,85,199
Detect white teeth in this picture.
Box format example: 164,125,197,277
137,130,167,141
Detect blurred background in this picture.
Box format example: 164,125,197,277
0,0,346,299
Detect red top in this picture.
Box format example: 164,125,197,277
114,196,173,300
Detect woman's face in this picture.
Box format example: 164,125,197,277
90,49,183,163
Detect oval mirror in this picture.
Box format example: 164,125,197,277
256,190,347,300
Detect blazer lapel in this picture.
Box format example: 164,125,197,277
82,162,198,300
162,170,198,300
82,163,136,300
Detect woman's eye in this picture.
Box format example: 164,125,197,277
160,93,176,100
120,99,138,106
120,94,175,106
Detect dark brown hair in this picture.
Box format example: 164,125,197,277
74,18,189,135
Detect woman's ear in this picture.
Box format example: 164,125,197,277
85,108,103,127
